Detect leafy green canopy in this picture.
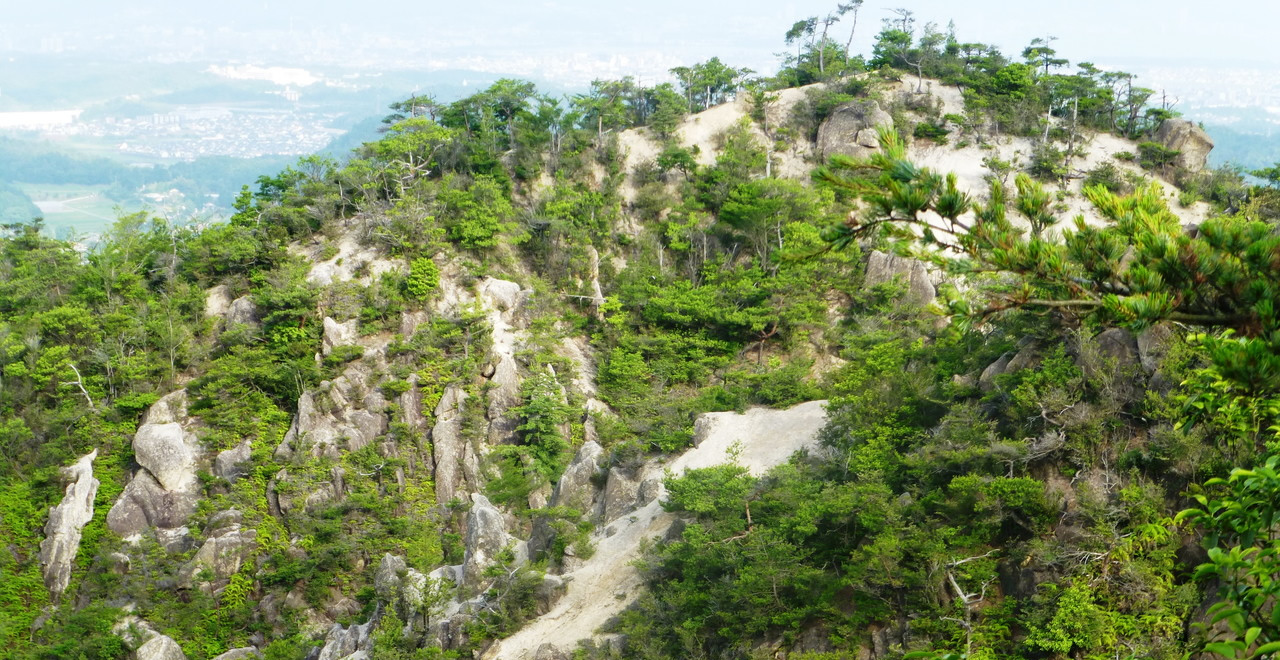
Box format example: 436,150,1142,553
815,127,1280,399
816,127,1280,657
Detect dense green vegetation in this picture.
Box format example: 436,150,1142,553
1,7,1279,660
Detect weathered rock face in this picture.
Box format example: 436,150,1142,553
270,466,350,521
550,441,604,514
1091,328,1140,371
462,494,525,590
227,296,260,328
1004,339,1041,374
1137,322,1175,375
204,285,234,319
375,553,437,625
136,634,188,660
374,553,410,598
479,278,524,314
214,440,253,483
1137,322,1178,392
209,649,262,660
863,250,936,308
107,470,200,541
207,286,259,330
39,449,100,596
107,391,204,544
817,99,894,160
486,356,522,444
978,353,1012,392
529,442,606,557
478,277,529,446
180,512,259,589
1079,327,1142,403
142,389,190,425
316,619,375,660
432,385,475,506
533,642,570,660
400,309,430,337
275,361,388,460
476,276,529,445
321,316,359,357
599,464,655,524
977,338,1041,392
134,423,196,492
532,575,568,615
397,374,435,475
1153,118,1214,172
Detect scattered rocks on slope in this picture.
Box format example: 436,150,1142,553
817,99,894,160
39,449,100,596
1153,118,1214,172
863,250,936,308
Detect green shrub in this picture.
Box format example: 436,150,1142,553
1081,162,1133,195
1137,141,1180,171
404,257,440,299
913,121,950,145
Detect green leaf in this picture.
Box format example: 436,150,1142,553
1204,641,1243,658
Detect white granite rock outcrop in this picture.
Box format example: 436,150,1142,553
39,449,100,595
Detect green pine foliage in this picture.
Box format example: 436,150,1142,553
3,13,1279,660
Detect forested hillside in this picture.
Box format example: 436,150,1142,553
3,8,1280,660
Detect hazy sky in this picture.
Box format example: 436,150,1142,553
5,0,1277,77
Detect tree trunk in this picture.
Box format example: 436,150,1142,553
844,9,860,65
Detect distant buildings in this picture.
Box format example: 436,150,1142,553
0,109,81,129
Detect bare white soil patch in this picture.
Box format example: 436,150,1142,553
483,400,829,660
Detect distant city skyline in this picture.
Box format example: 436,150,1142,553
2,1,1276,85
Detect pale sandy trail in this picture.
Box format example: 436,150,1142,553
483,400,829,660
